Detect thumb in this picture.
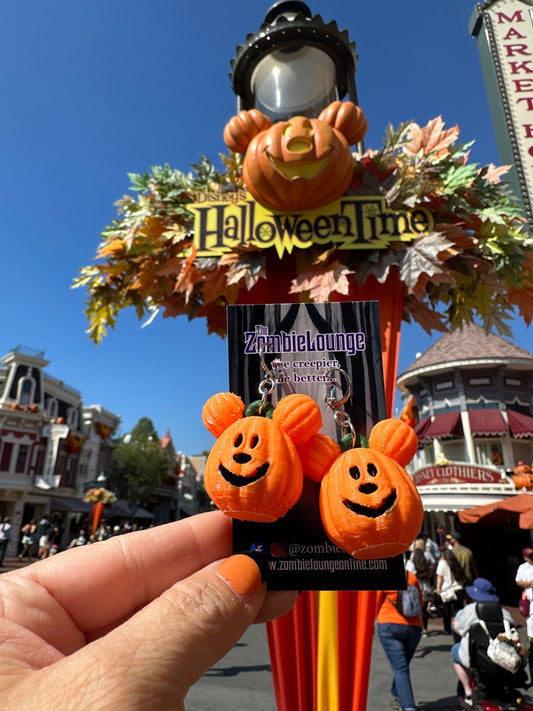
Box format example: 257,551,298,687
17,554,270,711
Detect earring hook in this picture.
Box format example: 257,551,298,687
324,367,356,447
258,346,283,414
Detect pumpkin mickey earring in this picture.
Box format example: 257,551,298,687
318,416,424,560
202,391,322,523
297,369,424,560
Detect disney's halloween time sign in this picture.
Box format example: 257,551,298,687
190,193,434,258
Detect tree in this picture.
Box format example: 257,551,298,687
108,418,172,515
130,417,159,442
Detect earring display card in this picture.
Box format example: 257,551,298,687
226,301,407,591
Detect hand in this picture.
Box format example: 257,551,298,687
0,511,297,710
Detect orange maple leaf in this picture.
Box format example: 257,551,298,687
172,246,198,303
434,223,475,251
403,296,447,335
482,163,511,183
96,239,126,259
195,302,229,337
290,261,353,301
154,257,185,278
404,117,459,158
202,269,240,304
160,294,189,319
137,215,169,241
508,286,533,326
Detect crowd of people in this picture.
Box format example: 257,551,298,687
376,530,527,711
0,514,147,567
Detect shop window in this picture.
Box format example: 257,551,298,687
17,376,35,406
33,443,46,476
441,440,466,462
435,379,454,391
15,445,29,474
46,398,58,420
66,407,79,430
474,440,503,467
55,451,66,477
59,457,76,488
0,443,13,472
468,376,491,387
513,441,533,469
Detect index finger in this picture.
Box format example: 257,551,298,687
15,511,233,633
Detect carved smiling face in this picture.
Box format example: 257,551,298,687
243,115,355,211
204,416,303,523
319,447,423,560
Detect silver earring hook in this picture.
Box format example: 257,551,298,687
258,346,282,414
325,367,356,447
325,367,351,410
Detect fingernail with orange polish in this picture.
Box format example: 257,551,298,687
217,553,266,597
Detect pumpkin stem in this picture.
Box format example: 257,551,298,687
244,400,275,418
340,432,369,452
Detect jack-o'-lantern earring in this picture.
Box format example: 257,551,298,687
310,369,425,560
202,350,323,523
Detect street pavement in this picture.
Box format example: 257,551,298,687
1,558,527,711
185,614,468,711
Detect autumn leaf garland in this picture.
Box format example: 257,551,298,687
73,117,533,343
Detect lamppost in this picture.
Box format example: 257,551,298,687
228,6,372,711
229,1,361,124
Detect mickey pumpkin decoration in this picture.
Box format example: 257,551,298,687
202,392,322,523
223,100,368,212
512,461,533,490
318,418,423,560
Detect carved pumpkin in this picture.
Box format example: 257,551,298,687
296,432,341,483
272,393,323,444
512,473,533,490
203,392,245,438
223,100,368,212
319,418,423,559
202,392,322,522
223,109,273,155
368,418,418,467
514,461,532,476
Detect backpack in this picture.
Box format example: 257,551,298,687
388,583,423,618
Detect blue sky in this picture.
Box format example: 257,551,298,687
1,0,531,454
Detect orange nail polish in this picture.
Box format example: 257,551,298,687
217,554,264,597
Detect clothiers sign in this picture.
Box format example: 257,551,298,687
190,192,433,258
471,0,533,222
413,464,504,487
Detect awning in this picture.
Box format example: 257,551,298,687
50,496,92,513
108,500,154,519
458,493,533,529
508,409,533,438
414,417,431,438
418,411,463,442
468,409,507,437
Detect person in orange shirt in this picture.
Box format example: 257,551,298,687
376,570,424,711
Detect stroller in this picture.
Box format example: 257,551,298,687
458,601,533,711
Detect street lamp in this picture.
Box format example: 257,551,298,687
229,0,360,122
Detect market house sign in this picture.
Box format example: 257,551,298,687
190,193,433,258
413,464,504,487
470,0,533,222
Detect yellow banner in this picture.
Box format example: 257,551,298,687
190,193,433,258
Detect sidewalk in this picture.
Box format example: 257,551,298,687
369,625,461,710
368,605,528,711
1,555,40,572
